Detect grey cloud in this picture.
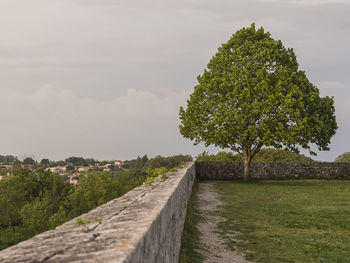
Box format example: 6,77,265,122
0,0,349,160
0,85,203,160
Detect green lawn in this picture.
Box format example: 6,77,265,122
214,180,350,263
179,179,203,263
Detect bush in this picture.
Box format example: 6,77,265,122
335,152,350,162
253,148,313,162
145,155,193,169
196,151,241,161
143,167,169,184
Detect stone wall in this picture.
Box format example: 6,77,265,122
196,161,350,180
0,163,195,263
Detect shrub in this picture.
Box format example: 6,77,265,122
335,152,350,162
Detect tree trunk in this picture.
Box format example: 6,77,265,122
241,147,252,181
243,158,251,182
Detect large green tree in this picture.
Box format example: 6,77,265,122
179,24,337,181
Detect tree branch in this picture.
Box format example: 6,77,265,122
251,143,263,159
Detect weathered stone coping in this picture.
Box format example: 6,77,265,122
0,163,195,263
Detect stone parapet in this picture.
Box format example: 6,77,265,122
0,163,195,263
196,161,350,180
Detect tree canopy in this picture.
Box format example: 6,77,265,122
179,24,337,180
65,157,88,167
40,159,50,167
0,155,16,164
196,149,313,162
22,157,36,165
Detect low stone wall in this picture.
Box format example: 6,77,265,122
196,161,350,180
0,163,195,263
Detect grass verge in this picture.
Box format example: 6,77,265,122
179,178,203,263
214,180,350,263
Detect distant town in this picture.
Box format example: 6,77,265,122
0,155,125,186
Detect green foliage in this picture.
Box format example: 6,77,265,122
0,226,28,250
196,151,241,161
65,157,88,167
0,168,143,250
179,24,337,180
144,154,192,170
66,170,147,218
215,180,350,263
145,167,168,178
121,159,136,169
121,154,191,170
335,152,350,162
39,158,50,167
253,148,313,162
0,154,189,251
0,168,10,176
0,155,16,164
85,158,96,165
135,154,149,168
0,169,43,228
67,172,119,216
20,199,53,235
49,160,65,167
196,149,312,162
0,168,72,249
143,167,169,184
66,165,75,172
22,157,36,165
76,218,98,225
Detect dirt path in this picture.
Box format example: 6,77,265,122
196,181,253,263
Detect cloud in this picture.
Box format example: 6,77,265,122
0,0,349,161
258,0,349,4
0,85,199,160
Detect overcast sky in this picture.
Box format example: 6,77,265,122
0,0,349,161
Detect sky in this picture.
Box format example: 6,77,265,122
0,0,349,161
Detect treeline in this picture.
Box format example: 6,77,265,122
0,155,116,167
121,154,193,169
0,154,192,250
0,155,17,164
196,149,314,162
48,157,101,167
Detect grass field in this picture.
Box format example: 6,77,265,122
179,179,203,263
214,180,350,263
